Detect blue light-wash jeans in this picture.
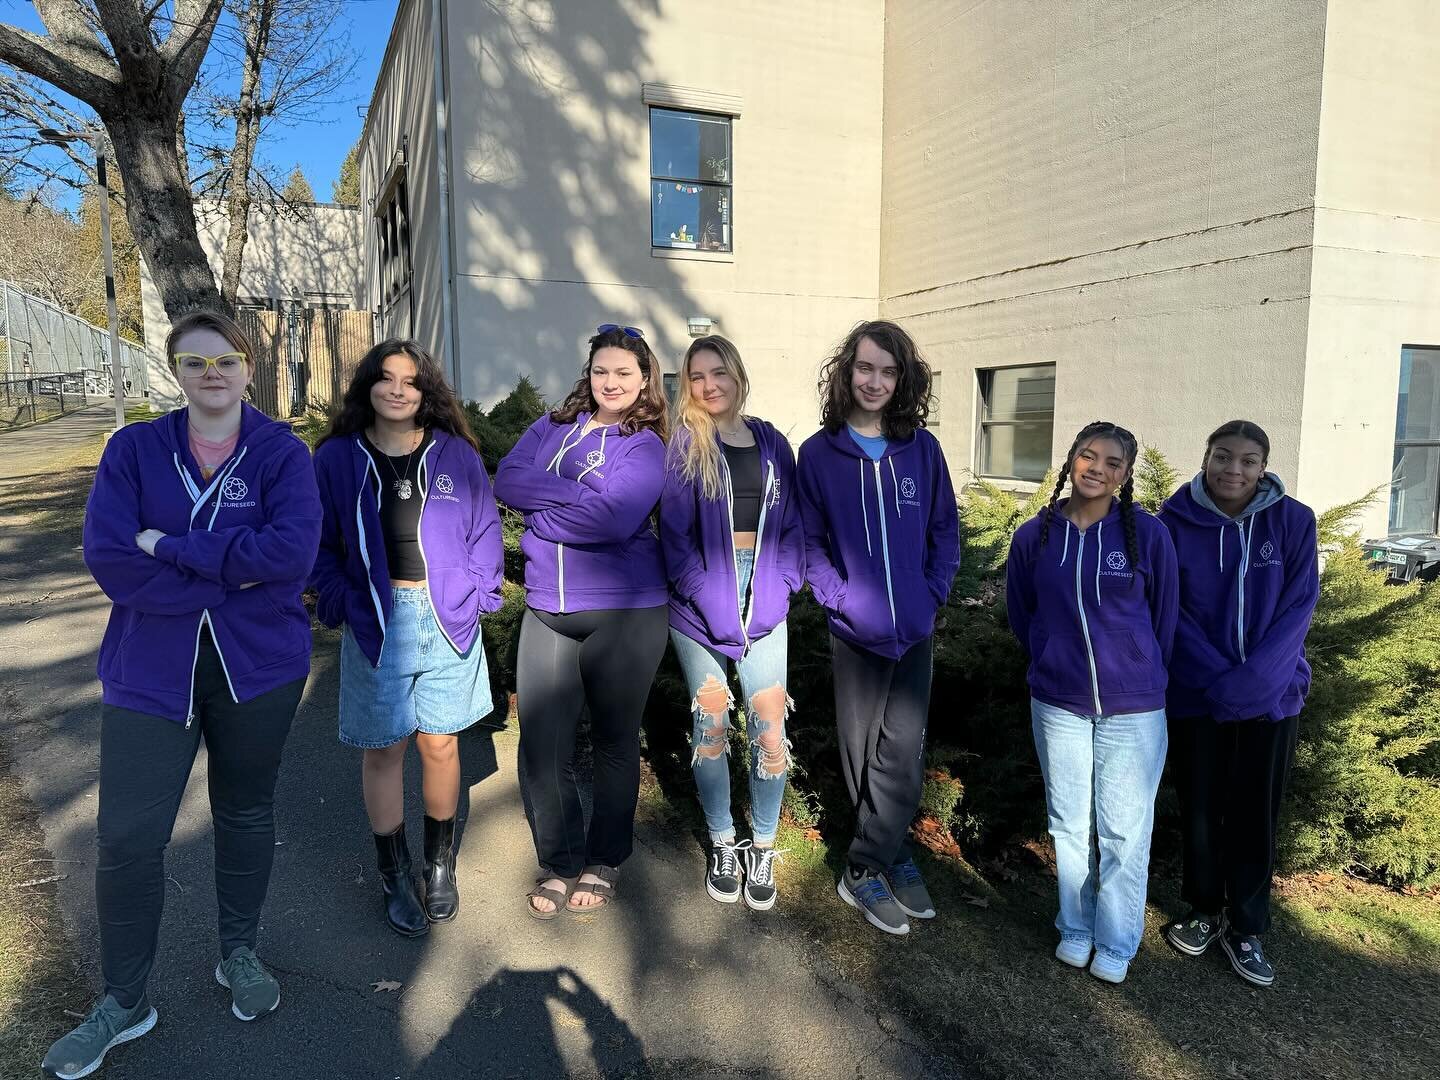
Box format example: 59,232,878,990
1030,698,1168,964
669,549,791,845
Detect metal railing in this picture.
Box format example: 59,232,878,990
0,372,90,429
0,280,148,398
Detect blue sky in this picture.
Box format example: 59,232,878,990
1,0,399,202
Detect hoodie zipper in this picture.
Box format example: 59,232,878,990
721,456,750,656
412,440,463,655
1236,519,1253,662
175,451,247,728
1072,529,1103,716
871,461,897,632
721,452,776,658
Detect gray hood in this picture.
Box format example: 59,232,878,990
1189,471,1287,523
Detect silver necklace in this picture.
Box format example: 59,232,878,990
376,429,421,500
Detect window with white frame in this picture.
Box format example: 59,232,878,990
977,364,1055,482
1389,345,1440,535
650,108,732,252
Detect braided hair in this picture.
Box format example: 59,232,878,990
1039,421,1140,568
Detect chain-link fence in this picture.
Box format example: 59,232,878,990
0,280,149,400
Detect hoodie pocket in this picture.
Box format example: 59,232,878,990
1094,630,1165,694
834,570,896,645
1029,633,1093,697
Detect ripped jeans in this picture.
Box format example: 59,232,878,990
669,556,791,845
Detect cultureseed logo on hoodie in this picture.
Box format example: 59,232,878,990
219,475,256,509
1254,539,1282,568
1099,547,1134,579
769,476,782,509
431,473,460,503
899,476,920,508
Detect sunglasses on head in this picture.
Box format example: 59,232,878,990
596,324,644,339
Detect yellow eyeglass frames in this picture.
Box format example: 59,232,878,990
175,352,248,377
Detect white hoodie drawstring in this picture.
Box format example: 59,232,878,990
859,459,872,557
1094,519,1104,607
1218,529,1225,572
546,419,585,474
1060,519,1071,567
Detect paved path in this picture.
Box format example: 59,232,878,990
0,458,959,1078
0,405,119,480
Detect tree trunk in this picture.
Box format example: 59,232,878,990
104,107,225,319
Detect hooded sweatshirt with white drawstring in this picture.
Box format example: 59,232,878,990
795,425,960,660
1160,474,1319,723
1007,498,1178,717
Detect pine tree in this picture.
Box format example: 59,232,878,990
332,140,360,206
1135,443,1182,514
281,165,316,204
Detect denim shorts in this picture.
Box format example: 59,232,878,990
338,587,493,749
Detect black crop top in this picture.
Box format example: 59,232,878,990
363,431,432,581
722,442,763,533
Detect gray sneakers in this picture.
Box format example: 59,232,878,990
884,859,936,919
837,865,910,936
216,946,282,1021
41,994,157,1079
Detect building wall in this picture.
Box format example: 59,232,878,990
140,202,363,408
434,0,884,437
879,0,1329,492
357,0,446,365
1299,0,1440,537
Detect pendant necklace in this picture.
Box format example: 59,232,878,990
379,429,421,500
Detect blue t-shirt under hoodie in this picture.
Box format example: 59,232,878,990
1007,499,1178,717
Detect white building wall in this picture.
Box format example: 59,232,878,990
879,0,1328,493
1299,0,1440,537
437,0,884,437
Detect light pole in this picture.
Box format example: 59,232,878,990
38,127,127,432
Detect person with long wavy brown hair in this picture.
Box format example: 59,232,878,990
796,319,960,937
494,325,670,918
311,339,504,938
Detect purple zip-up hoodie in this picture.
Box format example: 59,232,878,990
1007,500,1179,717
309,429,504,667
494,413,667,613
796,426,960,660
659,418,806,660
1160,474,1318,722
83,403,322,725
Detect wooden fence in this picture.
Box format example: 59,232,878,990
240,309,373,419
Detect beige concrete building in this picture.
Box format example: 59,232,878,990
141,201,364,407
362,0,1440,538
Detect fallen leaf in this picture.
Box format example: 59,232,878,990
962,892,990,908
371,980,402,993
802,827,822,843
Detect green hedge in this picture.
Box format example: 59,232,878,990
464,384,1440,887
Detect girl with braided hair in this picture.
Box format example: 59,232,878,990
1006,421,1178,983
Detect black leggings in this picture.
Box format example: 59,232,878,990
516,605,669,878
97,633,303,1008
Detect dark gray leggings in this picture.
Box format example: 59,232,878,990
516,605,669,878
97,633,303,1008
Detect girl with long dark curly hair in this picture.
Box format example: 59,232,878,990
795,320,961,937
1005,421,1178,984
310,339,504,938
494,325,670,918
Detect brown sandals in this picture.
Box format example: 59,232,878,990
565,865,619,913
526,875,579,921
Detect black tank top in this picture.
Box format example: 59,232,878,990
363,431,431,580
722,442,763,532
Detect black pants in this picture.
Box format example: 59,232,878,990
831,634,934,873
516,605,669,878
97,634,303,1008
1169,713,1299,936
